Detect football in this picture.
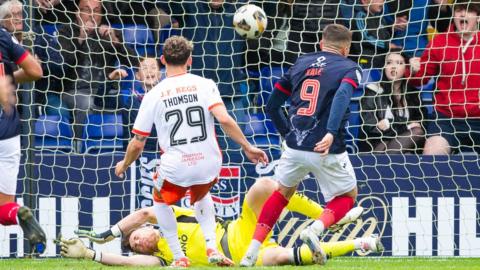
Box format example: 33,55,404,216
233,4,268,39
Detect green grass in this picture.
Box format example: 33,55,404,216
1,258,480,270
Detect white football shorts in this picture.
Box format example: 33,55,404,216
273,144,356,202
0,135,20,195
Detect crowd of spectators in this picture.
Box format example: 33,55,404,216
4,0,480,155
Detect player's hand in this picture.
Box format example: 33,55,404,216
314,132,334,155
243,145,269,165
75,229,117,244
57,237,95,260
115,160,128,179
376,119,391,131
108,69,128,80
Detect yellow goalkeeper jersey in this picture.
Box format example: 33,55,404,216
154,203,277,266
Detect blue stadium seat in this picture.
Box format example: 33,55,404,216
250,135,281,148
243,113,280,147
339,0,358,28
119,66,136,93
414,78,436,119
345,101,361,153
359,68,381,88
40,24,59,36
260,67,288,92
418,77,435,102
257,67,289,106
157,24,181,55
344,68,382,153
243,113,277,136
82,114,123,153
247,69,261,79
34,115,73,152
112,24,156,57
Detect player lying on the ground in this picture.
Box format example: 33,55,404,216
58,178,383,266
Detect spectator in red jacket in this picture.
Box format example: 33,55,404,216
409,0,480,154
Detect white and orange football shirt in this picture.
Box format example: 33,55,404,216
133,73,223,187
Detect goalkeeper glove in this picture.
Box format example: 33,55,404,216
56,237,95,260
75,224,121,244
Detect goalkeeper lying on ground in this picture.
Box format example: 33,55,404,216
58,178,383,266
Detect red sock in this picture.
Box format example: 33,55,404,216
252,191,289,243
319,196,354,228
0,202,20,225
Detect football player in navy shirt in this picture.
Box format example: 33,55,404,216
241,24,362,266
0,26,46,254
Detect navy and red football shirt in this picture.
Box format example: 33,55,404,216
267,51,361,154
0,28,29,140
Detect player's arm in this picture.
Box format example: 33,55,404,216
210,104,268,164
14,52,43,83
315,80,356,154
76,207,157,243
327,80,356,136
115,93,155,178
115,134,147,178
211,104,249,149
99,252,164,266
265,83,291,138
58,238,163,266
3,29,42,83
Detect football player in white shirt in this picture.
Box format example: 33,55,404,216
115,36,268,267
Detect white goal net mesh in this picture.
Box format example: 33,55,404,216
1,0,479,258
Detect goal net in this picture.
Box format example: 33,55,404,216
1,0,479,258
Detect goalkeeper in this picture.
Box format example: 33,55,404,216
58,178,382,266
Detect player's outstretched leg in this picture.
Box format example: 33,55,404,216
299,226,327,265
17,206,47,254
300,189,356,249
316,234,383,260
328,206,364,232
299,206,364,262
240,190,290,267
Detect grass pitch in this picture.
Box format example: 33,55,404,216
1,257,480,270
